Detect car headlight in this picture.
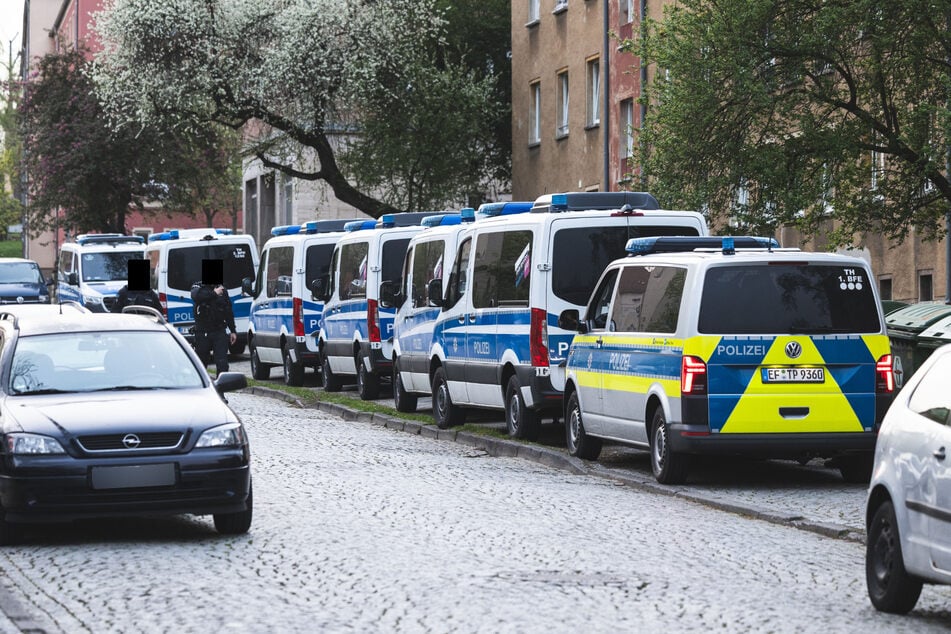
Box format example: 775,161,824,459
7,433,66,455
82,294,103,306
195,423,246,448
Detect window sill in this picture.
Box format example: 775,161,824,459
525,18,540,28
552,4,568,15
528,140,541,149
584,122,600,131
555,131,569,141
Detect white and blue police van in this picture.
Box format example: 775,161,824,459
244,218,359,386
427,192,710,438
145,228,258,354
313,212,435,400
389,202,533,412
56,234,146,312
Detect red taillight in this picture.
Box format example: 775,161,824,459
876,354,894,393
158,292,168,318
293,296,305,337
367,298,381,343
530,307,549,367
681,355,707,394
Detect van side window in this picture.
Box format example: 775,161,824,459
612,266,685,334
586,268,619,331
445,238,472,310
304,244,334,293
340,242,369,299
266,246,294,297
412,239,447,307
472,230,533,309
327,248,340,299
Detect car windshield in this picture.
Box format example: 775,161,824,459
9,331,205,394
81,251,145,282
0,262,43,285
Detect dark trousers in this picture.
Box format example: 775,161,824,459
195,329,230,373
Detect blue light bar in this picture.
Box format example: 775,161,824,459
303,221,319,233
75,233,144,246
625,236,780,256
460,207,476,222
271,225,302,236
422,213,464,228
550,194,568,211
377,214,396,228
722,236,735,255
476,202,533,218
345,220,378,232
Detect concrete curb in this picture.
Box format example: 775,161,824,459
242,387,865,544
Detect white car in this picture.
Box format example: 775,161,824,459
866,342,951,613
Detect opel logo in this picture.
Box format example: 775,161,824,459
785,341,802,359
122,434,141,449
15,297,23,304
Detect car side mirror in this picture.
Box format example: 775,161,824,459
559,309,583,333
379,280,397,308
214,371,248,395
67,271,79,286
311,276,328,302
241,276,254,297
427,278,443,307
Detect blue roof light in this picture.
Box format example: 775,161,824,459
422,213,463,228
476,201,533,218
345,220,378,232
378,214,396,228
271,224,302,236
303,221,319,233
625,235,780,256
460,207,476,222
550,194,568,211
722,236,735,255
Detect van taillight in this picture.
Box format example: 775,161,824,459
367,298,381,343
530,308,549,367
876,354,895,393
158,292,168,318
681,355,707,394
293,297,305,337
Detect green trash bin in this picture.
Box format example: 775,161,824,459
886,302,951,388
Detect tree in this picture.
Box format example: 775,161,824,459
0,39,23,241
91,0,507,217
626,0,951,245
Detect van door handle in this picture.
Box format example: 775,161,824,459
596,336,603,348
458,314,466,324
468,314,477,323
935,447,947,461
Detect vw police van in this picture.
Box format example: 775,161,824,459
559,236,895,484
429,192,709,437
315,212,435,399
245,219,359,386
145,229,258,353
56,234,146,312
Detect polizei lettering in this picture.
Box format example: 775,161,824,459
717,343,767,356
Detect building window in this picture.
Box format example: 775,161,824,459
879,277,892,301
620,99,634,159
920,272,933,302
621,0,635,23
553,0,568,14
282,175,294,224
871,147,884,191
556,70,569,138
528,0,540,24
529,81,541,145
586,58,600,127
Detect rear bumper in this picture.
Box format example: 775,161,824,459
668,426,877,457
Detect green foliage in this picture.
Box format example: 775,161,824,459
625,0,951,245
0,239,22,258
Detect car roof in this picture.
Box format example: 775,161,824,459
621,249,869,267
1,311,169,337
0,258,40,265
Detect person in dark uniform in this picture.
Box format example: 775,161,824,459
112,259,162,313
191,281,238,373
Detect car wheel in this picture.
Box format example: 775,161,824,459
356,353,380,400
282,347,305,387
214,482,253,535
432,366,465,429
321,354,343,392
650,408,689,484
505,375,540,440
393,360,418,413
249,341,270,380
0,504,21,546
866,499,923,614
566,391,602,460
838,453,874,484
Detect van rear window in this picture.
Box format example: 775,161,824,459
698,264,881,334
166,243,255,290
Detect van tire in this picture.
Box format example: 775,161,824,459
321,355,343,392
650,409,689,484
356,353,380,400
432,367,465,429
866,499,922,613
838,453,874,484
566,392,601,460
505,376,540,441
393,360,418,412
249,342,270,380
283,347,304,387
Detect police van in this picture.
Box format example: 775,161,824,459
314,212,435,399
429,192,709,437
56,234,146,312
245,219,360,386
559,236,895,484
145,228,258,353
390,203,534,412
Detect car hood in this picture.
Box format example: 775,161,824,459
0,283,45,297
3,389,236,436
81,281,125,297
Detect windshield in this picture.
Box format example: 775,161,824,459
9,331,205,394
81,251,146,282
0,262,44,285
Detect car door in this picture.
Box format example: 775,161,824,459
437,236,473,403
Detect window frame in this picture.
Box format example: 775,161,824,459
556,70,570,139
586,58,601,128
529,81,542,146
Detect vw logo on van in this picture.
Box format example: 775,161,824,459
784,341,802,359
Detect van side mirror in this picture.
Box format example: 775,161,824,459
241,276,254,297
311,276,328,302
379,280,400,308
427,279,443,307
559,309,586,333
67,271,79,286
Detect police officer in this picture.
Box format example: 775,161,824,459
190,281,238,373
111,284,162,313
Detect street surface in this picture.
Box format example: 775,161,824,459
0,390,947,633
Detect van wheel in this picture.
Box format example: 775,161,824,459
321,354,342,392
249,341,270,380
505,376,540,441
566,392,602,460
393,360,418,413
866,500,922,613
356,353,380,400
282,347,304,387
838,453,874,484
650,409,689,484
432,367,465,429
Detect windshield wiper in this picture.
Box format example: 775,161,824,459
13,388,72,395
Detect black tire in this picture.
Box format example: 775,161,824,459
866,500,922,614
432,366,465,429
214,482,253,535
839,453,874,484
393,360,418,413
282,346,305,387
321,354,343,392
0,503,21,546
565,391,602,460
249,341,270,380
505,375,540,441
356,353,380,400
650,408,689,484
